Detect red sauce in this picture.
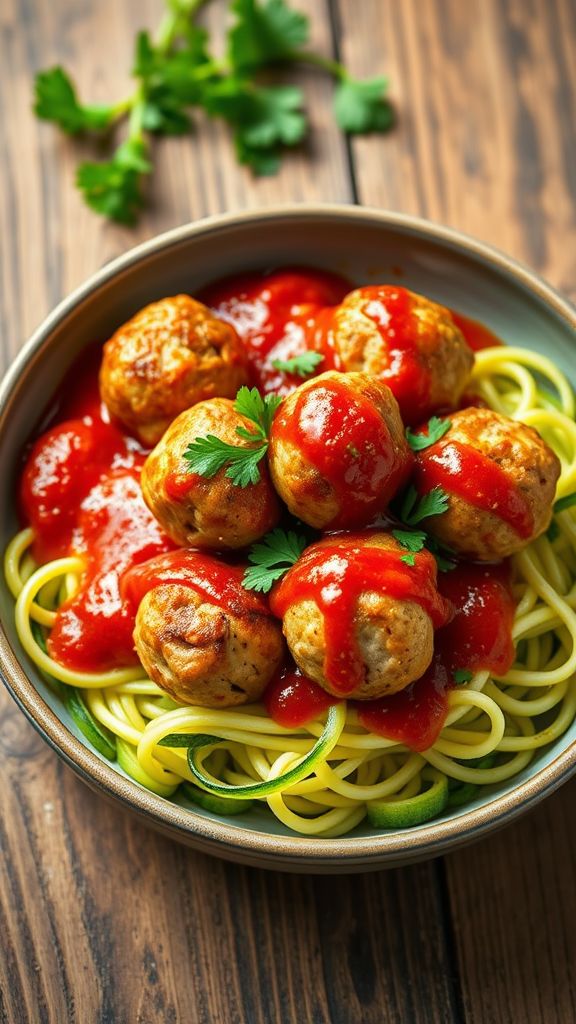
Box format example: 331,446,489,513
20,358,175,672
201,268,350,393
415,439,534,539
270,375,413,528
270,538,451,696
264,663,337,727
357,560,516,750
452,311,503,351
122,549,272,619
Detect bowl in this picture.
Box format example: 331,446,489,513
1,205,575,873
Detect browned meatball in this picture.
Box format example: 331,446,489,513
141,398,280,550
328,285,474,424
126,551,285,707
270,532,451,700
100,295,249,446
268,371,413,530
412,407,561,560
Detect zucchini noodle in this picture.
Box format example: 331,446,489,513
4,345,576,836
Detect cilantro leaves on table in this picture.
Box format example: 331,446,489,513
271,351,324,378
182,386,282,487
34,67,117,134
33,0,396,223
333,75,393,134
243,527,308,592
406,416,451,452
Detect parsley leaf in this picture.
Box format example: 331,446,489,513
392,528,427,553
134,28,215,134
34,67,116,135
228,0,310,72
234,386,282,438
243,527,308,592
203,79,307,173
183,387,281,487
453,669,473,685
406,416,451,452
400,553,416,567
400,485,450,526
271,351,324,378
333,75,393,134
182,435,268,487
76,139,151,224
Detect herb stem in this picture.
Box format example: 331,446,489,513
291,50,348,80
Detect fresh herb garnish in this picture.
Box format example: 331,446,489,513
271,351,324,378
400,485,450,526
33,0,394,224
453,669,473,685
243,527,308,592
392,528,426,567
183,386,282,487
406,416,451,452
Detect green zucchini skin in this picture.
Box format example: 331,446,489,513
367,769,448,828
66,687,117,761
181,782,254,816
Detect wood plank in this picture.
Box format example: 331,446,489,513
0,2,459,1022
336,0,576,1020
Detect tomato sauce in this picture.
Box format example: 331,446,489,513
414,439,534,539
201,268,349,393
357,560,516,750
270,375,413,528
122,549,272,619
451,311,503,351
264,662,337,728
270,537,451,696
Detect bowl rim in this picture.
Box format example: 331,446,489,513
1,202,575,867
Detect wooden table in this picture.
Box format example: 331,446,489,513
1,1,575,1020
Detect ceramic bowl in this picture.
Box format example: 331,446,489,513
1,205,575,873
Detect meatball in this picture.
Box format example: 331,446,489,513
412,407,561,560
141,398,280,550
268,371,413,530
100,295,249,446
328,285,474,424
126,551,285,707
270,532,451,700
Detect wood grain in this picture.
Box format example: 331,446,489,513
0,0,575,1021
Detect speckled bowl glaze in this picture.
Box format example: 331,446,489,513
1,206,575,873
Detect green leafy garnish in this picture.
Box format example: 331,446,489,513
333,75,393,134
228,0,309,72
453,669,473,685
183,386,281,487
392,529,426,567
243,527,307,592
76,139,151,225
33,0,395,223
406,416,451,452
400,485,450,526
234,385,283,437
271,351,324,378
182,434,269,487
34,67,117,134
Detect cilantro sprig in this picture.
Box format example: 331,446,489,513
243,527,308,592
271,351,324,378
183,385,281,487
33,0,395,223
400,485,450,526
406,416,451,452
